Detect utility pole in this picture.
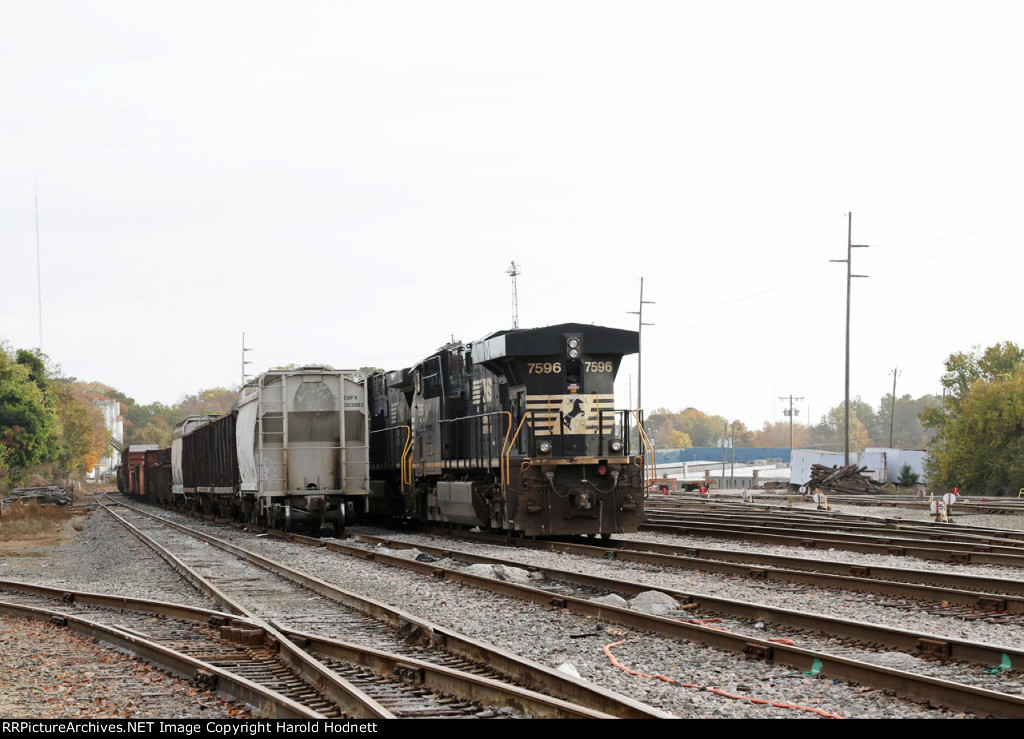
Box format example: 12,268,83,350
627,277,655,410
506,261,521,329
889,367,901,447
830,213,869,465
241,332,253,387
780,394,804,452
730,421,736,489
721,421,728,487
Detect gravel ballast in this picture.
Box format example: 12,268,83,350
5,498,1021,719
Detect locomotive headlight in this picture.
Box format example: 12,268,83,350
566,337,581,360
538,440,553,454
609,439,623,453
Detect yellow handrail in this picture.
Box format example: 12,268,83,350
502,412,533,486
399,425,413,487
630,410,655,485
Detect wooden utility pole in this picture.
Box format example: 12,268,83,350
889,367,901,447
780,394,804,452
628,278,654,410
831,213,869,465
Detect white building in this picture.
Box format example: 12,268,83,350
91,399,123,481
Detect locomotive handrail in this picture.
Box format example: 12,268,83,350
498,412,512,486
400,425,413,487
630,410,655,484
503,412,532,485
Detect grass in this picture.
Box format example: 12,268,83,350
0,500,78,539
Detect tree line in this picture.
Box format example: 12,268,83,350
646,393,939,454
646,339,1024,496
0,342,238,490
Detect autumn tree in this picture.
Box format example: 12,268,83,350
178,388,239,420
52,381,107,473
753,420,809,449
645,407,740,449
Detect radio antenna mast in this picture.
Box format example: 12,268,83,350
34,174,43,350
507,261,521,329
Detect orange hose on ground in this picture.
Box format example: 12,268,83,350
602,639,843,719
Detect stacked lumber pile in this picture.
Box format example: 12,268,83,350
806,464,885,495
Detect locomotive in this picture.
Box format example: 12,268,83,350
366,322,647,537
119,322,649,538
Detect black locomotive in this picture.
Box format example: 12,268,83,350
366,322,647,537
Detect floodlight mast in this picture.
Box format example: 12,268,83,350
507,261,521,329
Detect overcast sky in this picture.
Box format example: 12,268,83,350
3,1,1023,432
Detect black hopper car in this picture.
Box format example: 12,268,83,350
119,322,650,538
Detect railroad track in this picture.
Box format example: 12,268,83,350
637,505,1024,565
94,494,1024,716
0,584,326,717
96,496,666,719
659,491,1024,516
326,531,1024,712
113,497,1024,717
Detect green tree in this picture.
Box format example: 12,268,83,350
806,397,879,453
927,364,1024,496
925,342,1024,496
897,463,920,487
932,342,1024,412
0,347,59,484
122,401,176,448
